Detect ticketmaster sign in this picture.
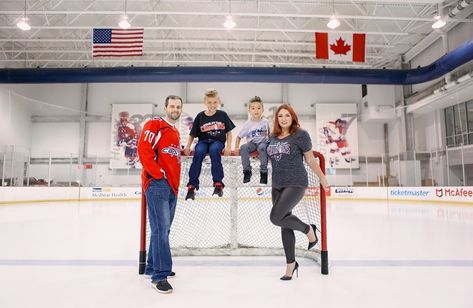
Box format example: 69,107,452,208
389,189,430,197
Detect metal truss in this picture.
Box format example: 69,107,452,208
0,0,471,69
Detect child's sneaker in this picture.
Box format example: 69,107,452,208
260,172,268,184
243,170,252,183
213,182,224,197
185,186,196,200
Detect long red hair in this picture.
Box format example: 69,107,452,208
272,104,300,137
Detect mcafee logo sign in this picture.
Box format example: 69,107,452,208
435,187,473,198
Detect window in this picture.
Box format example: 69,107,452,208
454,104,467,145
467,100,473,145
445,102,472,147
445,106,455,147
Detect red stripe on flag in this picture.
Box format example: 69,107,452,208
93,45,143,49
352,33,366,62
93,50,143,52
112,31,144,35
101,41,143,44
315,32,329,59
112,34,144,37
111,36,144,40
93,53,143,57
112,29,144,34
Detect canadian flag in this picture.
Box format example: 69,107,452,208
315,32,366,62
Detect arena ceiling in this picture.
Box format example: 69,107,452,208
0,0,472,69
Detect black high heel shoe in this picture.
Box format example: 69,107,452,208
280,261,299,281
307,224,319,250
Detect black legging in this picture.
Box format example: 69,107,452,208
270,187,310,264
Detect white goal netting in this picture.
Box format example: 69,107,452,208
140,154,328,274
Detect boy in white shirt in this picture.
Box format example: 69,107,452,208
234,96,270,184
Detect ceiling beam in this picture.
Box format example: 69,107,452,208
0,48,385,59
0,38,410,49
2,10,471,23
0,25,410,36
1,58,372,68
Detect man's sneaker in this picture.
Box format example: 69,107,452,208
213,183,224,197
243,170,252,183
155,279,173,294
185,186,196,200
260,172,268,184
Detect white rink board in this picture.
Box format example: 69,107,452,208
388,187,473,204
328,186,473,204
0,187,141,203
0,187,79,203
329,187,387,199
1,186,472,204
79,187,142,200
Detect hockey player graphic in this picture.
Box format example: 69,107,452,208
322,117,356,164
116,111,138,167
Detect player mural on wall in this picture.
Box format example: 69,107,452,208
178,112,195,149
110,104,154,169
322,117,356,165
178,103,211,150
315,104,359,169
115,111,139,167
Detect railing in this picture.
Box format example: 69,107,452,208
1,144,472,187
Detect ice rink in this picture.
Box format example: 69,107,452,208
1,199,472,308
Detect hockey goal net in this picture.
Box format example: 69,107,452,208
139,152,328,274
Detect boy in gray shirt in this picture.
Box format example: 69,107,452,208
234,96,270,184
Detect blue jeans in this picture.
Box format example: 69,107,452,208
187,139,225,189
144,179,177,282
240,141,268,173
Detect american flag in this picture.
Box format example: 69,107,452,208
92,28,144,57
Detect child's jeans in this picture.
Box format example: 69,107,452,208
187,139,225,189
240,141,268,173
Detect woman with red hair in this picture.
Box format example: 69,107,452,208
267,104,329,280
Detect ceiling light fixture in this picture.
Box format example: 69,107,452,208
432,15,446,29
432,3,447,30
224,15,236,29
119,15,131,29
118,0,131,29
327,15,340,29
327,0,340,30
16,0,31,31
223,0,236,29
16,17,31,31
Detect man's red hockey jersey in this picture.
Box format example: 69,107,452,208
138,117,181,195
